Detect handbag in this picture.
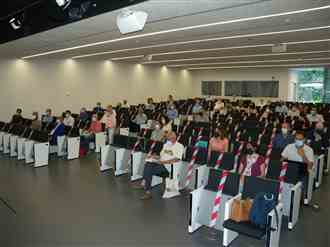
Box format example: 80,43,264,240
230,198,253,222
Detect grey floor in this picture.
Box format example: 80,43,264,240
0,154,329,247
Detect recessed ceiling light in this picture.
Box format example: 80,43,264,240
142,50,330,64
21,5,330,59
187,63,330,70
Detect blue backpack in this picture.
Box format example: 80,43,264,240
249,192,277,229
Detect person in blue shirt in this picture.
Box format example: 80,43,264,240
272,122,294,151
93,102,104,113
50,116,65,146
166,105,178,121
192,99,203,114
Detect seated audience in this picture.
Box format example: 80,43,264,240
194,109,209,122
122,100,130,109
133,107,148,126
101,105,117,143
145,97,155,111
281,131,314,170
238,143,266,178
135,132,184,200
208,127,229,159
150,123,165,142
307,122,329,153
272,122,294,151
275,102,288,115
11,108,23,124
159,115,172,136
50,117,65,145
213,99,225,112
79,107,89,122
307,107,324,123
42,108,54,125
80,114,103,154
63,110,75,127
31,112,41,130
166,104,178,121
192,99,203,115
93,102,104,113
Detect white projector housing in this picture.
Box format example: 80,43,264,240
116,9,148,35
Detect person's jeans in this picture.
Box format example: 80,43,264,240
143,162,169,191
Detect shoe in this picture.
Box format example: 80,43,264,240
140,193,152,200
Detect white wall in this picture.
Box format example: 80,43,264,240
0,59,197,121
189,68,290,101
0,59,290,122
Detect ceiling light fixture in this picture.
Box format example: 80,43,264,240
56,0,71,9
187,63,330,70
142,50,330,64
110,55,145,61
21,5,330,59
167,57,330,68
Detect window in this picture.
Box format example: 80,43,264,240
225,81,279,97
201,81,222,96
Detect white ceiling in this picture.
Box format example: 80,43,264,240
0,0,329,69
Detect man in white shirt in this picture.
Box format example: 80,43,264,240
307,107,324,123
63,110,75,127
281,131,314,170
136,131,184,200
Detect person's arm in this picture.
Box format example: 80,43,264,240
224,139,229,152
297,148,313,170
259,157,266,177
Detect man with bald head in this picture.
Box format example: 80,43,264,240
137,131,184,200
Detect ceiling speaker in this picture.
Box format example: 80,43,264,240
272,43,287,53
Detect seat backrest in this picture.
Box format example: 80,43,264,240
183,146,208,164
208,151,235,170
30,130,49,143
145,139,163,155
0,121,5,129
22,127,32,138
266,159,300,185
112,135,129,148
204,169,240,196
242,176,279,201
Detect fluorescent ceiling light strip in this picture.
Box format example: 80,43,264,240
187,63,330,70
22,5,330,59
143,50,330,64
72,26,330,59
111,55,144,61
167,57,330,67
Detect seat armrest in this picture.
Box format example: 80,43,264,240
291,181,302,192
268,203,283,218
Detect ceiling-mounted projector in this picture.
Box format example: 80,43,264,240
116,9,148,35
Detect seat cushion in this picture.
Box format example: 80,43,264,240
223,219,266,240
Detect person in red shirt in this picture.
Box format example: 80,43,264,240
80,113,103,154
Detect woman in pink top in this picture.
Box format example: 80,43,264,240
101,105,117,129
208,127,229,159
88,113,103,133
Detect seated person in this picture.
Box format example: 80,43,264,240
50,117,65,145
80,114,102,153
307,107,324,123
192,99,203,115
133,107,148,126
166,105,178,121
150,123,165,142
159,115,172,137
208,127,229,159
31,112,41,130
194,109,209,122
79,107,89,123
135,132,184,200
307,122,328,153
93,102,104,113
11,108,23,124
63,110,75,127
145,97,155,111
272,122,294,151
101,105,117,129
281,130,314,171
42,108,54,126
122,100,130,109
213,99,224,112
238,142,266,179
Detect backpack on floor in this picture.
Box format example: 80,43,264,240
249,192,277,229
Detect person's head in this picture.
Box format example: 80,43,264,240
315,122,324,132
57,116,64,123
167,131,177,144
295,131,306,148
65,110,71,117
107,105,113,114
168,95,173,101
16,108,22,115
214,127,226,140
46,108,52,116
281,122,290,135
32,112,38,120
96,102,101,107
246,143,256,155
147,97,154,104
160,115,168,125
195,99,200,105
154,122,161,130
310,107,317,115
123,99,128,105
138,107,144,115
80,107,86,113
92,114,98,122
